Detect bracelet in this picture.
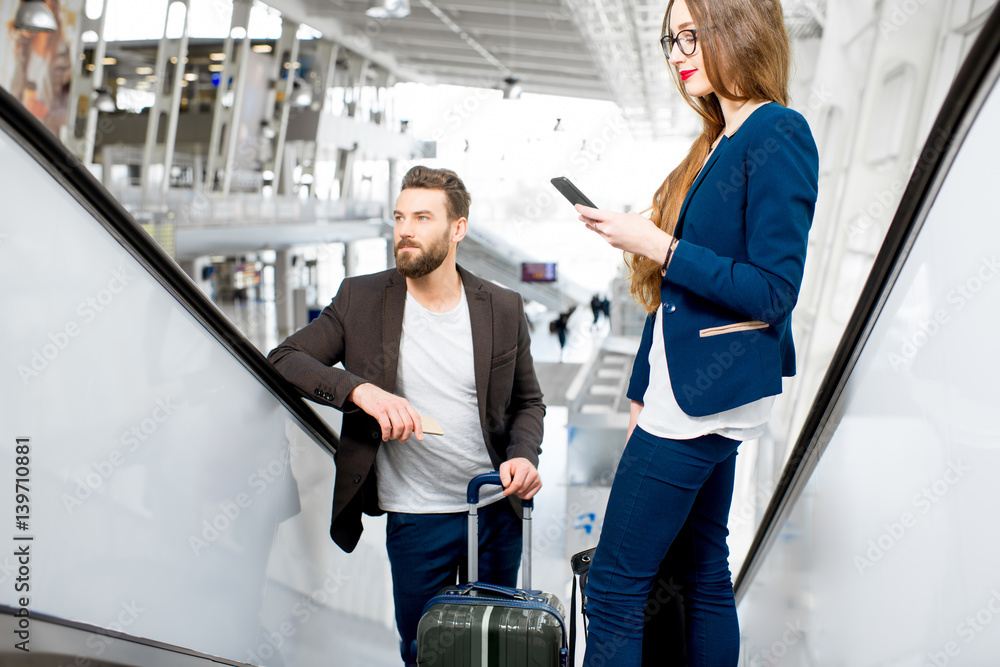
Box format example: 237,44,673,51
660,238,679,276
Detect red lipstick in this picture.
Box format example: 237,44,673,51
680,69,696,81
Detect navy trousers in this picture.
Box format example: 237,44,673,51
385,498,522,666
583,427,741,667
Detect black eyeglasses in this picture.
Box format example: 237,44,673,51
660,29,698,58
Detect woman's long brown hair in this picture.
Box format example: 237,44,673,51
627,0,791,313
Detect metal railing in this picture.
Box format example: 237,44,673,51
108,187,386,227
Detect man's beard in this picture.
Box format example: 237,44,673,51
394,231,451,278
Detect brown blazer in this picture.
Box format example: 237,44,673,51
267,266,545,553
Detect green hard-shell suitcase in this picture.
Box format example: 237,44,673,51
415,473,568,666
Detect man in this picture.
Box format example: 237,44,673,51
267,166,545,666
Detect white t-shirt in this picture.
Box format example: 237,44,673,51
375,286,504,512
635,305,775,441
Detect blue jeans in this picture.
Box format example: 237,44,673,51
583,427,741,667
385,499,522,666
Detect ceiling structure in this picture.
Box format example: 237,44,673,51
277,0,608,97
231,0,823,140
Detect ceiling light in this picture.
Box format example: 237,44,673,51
502,77,522,100
103,57,117,65
184,72,198,81
14,0,57,32
208,64,224,72
252,44,272,53
93,88,117,113
209,53,226,61
116,77,126,85
296,24,322,40
136,66,153,75
365,0,410,19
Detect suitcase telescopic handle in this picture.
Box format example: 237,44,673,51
467,472,533,591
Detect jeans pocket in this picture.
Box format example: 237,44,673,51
387,512,414,540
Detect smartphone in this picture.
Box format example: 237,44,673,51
550,176,597,209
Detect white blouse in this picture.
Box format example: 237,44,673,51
635,305,775,442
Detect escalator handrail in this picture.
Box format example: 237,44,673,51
0,603,254,665
733,3,1000,600
0,85,340,458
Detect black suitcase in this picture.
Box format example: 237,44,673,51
569,532,689,665
416,472,569,666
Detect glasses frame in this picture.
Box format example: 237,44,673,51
660,28,698,58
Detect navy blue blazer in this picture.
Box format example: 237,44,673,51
627,103,819,417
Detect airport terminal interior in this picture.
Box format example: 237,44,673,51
2,0,1000,664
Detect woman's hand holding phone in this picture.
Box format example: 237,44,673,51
576,204,674,264
550,176,674,263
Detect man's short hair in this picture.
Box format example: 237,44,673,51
400,166,471,222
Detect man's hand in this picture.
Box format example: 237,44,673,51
499,458,542,500
348,383,424,442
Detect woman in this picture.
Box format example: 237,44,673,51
577,0,819,664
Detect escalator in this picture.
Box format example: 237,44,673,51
6,3,1000,663
734,5,1000,664
0,87,398,665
